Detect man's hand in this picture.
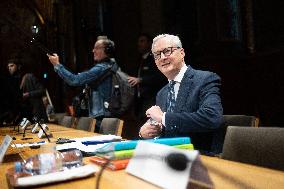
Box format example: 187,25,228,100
146,105,163,123
139,121,162,139
128,76,141,87
47,53,60,66
23,92,29,99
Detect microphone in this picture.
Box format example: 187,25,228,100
22,120,32,139
165,152,189,171
32,116,51,142
95,152,209,189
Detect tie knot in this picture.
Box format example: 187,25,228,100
169,80,176,87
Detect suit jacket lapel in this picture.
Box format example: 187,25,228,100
159,86,168,112
174,67,194,112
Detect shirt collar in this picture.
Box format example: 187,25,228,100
169,63,188,83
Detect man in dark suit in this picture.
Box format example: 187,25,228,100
128,33,166,124
139,34,223,151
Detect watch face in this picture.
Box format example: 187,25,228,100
147,118,160,126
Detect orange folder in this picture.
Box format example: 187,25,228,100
89,156,130,171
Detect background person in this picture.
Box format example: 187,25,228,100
128,33,166,124
48,38,116,131
7,58,47,122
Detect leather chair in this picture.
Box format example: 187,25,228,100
75,117,96,132
58,115,74,128
99,118,124,136
211,115,258,154
221,126,284,171
52,112,66,124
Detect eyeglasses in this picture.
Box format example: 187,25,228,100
93,46,105,50
152,47,180,60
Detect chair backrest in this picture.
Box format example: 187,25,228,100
211,115,258,154
52,112,67,124
221,126,284,171
59,115,74,128
99,118,124,136
75,117,96,132
223,115,258,127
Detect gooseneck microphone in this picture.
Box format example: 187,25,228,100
95,153,193,189
32,117,51,142
22,121,31,139
164,152,189,171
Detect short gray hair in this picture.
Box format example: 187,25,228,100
152,34,182,51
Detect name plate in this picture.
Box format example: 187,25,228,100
126,141,198,189
0,135,13,163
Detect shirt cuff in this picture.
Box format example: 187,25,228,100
54,63,62,71
162,112,166,126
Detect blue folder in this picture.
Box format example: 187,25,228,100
96,137,191,153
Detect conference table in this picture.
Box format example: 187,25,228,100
1,124,284,189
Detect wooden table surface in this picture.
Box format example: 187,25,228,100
1,124,284,189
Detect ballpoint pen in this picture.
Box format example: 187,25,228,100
81,140,115,145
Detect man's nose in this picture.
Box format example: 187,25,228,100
160,52,167,59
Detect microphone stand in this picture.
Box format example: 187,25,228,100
22,123,32,140
33,117,51,142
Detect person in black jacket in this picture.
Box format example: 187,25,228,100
7,58,47,122
128,33,167,124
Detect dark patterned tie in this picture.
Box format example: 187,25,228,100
167,80,176,112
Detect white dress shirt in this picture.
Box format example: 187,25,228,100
162,63,188,126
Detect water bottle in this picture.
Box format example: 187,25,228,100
15,149,83,175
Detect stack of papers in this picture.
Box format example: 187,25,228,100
56,135,122,153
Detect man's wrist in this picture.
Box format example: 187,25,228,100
138,130,144,138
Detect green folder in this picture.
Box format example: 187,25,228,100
97,143,194,160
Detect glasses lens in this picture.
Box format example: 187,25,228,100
153,53,160,60
163,48,172,56
153,47,179,60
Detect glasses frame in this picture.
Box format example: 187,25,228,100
152,47,181,60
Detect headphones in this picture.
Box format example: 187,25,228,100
103,39,115,57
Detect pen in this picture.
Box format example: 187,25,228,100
82,140,114,145
29,141,45,144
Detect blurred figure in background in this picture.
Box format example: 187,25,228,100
42,96,55,122
7,58,47,122
128,33,166,125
